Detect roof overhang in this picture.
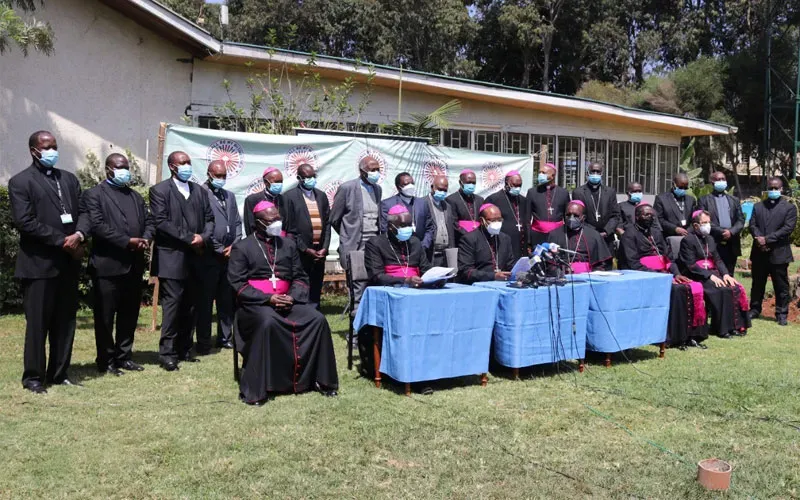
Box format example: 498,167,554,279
211,43,735,137
100,0,221,57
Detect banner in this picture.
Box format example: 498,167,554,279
162,124,534,258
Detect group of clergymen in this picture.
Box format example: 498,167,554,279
9,130,797,405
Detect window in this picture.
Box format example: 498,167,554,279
585,139,607,167
558,136,581,189
475,130,501,152
633,143,656,193
658,145,680,194
442,129,471,149
505,132,530,155
608,141,632,194
532,134,555,164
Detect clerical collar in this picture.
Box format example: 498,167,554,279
460,190,473,199
588,183,600,190
35,162,54,176
673,193,685,200
634,223,650,235
712,191,726,197
538,184,554,191
207,181,222,194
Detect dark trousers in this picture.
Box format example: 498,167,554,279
299,244,325,308
93,271,143,368
432,252,447,267
21,273,79,386
717,243,738,276
196,259,235,347
750,258,790,318
159,276,199,363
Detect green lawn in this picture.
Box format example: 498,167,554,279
0,294,798,499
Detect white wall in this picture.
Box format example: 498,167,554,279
0,0,193,183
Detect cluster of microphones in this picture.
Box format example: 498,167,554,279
511,243,577,288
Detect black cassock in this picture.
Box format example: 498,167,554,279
364,234,432,286
486,189,531,259
446,190,484,246
571,183,620,270
679,231,750,336
457,228,515,284
228,234,338,402
546,224,612,273
526,184,571,246
620,226,709,345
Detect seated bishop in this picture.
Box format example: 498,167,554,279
457,203,516,284
365,204,434,288
546,200,612,274
620,203,709,349
228,200,338,406
678,210,750,339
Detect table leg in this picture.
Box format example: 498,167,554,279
405,383,411,396
578,359,585,373
481,373,488,387
659,342,666,358
373,326,382,389
604,353,612,368
512,368,519,380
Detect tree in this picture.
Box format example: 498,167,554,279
0,0,54,56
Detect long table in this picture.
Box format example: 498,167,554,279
473,281,591,376
568,270,672,365
353,283,500,393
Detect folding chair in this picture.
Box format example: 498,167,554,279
667,236,684,260
346,250,368,370
444,248,459,269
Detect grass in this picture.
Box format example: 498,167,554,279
0,293,799,499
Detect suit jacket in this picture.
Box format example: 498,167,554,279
9,164,90,279
330,178,382,266
283,186,332,253
425,194,456,253
572,183,620,240
678,230,728,280
654,192,696,236
82,181,155,277
149,178,215,279
378,194,435,250
698,193,745,257
749,198,797,265
243,191,284,236
203,184,242,261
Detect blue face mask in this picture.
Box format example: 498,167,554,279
713,181,727,192
110,168,131,187
588,174,602,185
629,192,642,203
365,170,381,184
462,183,476,195
537,173,550,185
268,182,283,195
508,186,522,197
36,148,59,168
210,178,226,190
176,164,193,182
395,226,413,241
301,177,317,190
673,187,686,197
768,189,781,200
433,190,447,202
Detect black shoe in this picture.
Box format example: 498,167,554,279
195,346,212,356
747,310,760,320
778,317,788,326
315,382,338,397
732,330,747,337
181,353,200,362
100,365,124,376
161,361,180,372
218,341,234,349
55,378,83,387
719,332,732,339
419,386,434,396
697,342,708,350
119,360,144,371
245,399,268,406
23,383,47,394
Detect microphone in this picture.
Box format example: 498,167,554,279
542,242,578,255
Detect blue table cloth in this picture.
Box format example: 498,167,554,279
353,283,500,383
473,281,591,368
568,270,671,352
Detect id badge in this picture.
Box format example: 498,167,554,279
412,224,416,233
60,213,74,224
680,219,686,226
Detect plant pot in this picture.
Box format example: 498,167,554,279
697,458,732,491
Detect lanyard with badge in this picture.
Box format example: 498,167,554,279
48,174,73,224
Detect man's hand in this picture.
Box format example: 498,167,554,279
405,276,424,288
316,249,327,260
137,239,150,251
675,227,689,236
616,227,625,236
190,234,204,248
494,271,511,281
710,275,725,288
673,274,692,284
756,236,767,247
304,248,319,259
223,245,233,258
65,244,85,261
723,274,738,287
269,294,294,311
128,237,147,251
63,233,82,250
722,230,732,241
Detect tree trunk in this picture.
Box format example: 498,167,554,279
542,35,551,92
521,53,532,88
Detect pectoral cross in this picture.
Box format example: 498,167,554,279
269,274,279,288
702,262,710,269
547,206,554,215
595,211,601,220
516,222,522,231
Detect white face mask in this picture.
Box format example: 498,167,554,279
260,220,283,237
698,223,711,236
400,184,416,197
486,221,502,236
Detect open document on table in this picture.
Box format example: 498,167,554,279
421,267,457,284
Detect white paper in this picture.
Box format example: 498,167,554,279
509,257,531,281
421,266,457,283
589,271,623,276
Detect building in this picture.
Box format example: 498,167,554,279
1,0,735,194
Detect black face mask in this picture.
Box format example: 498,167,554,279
566,216,582,231
637,217,654,229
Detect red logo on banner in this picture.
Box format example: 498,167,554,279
206,139,245,178
481,162,504,192
284,145,319,177
246,177,265,196
324,180,342,208
422,156,449,185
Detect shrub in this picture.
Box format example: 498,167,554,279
0,186,22,312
